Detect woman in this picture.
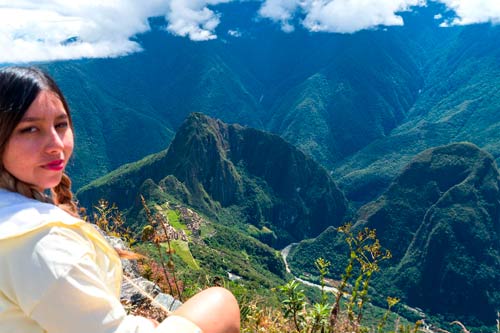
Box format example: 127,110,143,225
0,66,240,333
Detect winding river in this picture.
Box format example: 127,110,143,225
280,243,339,293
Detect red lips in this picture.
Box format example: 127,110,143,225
43,159,64,171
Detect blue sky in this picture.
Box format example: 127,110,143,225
1,0,499,63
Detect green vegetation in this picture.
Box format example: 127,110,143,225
288,143,500,330
274,224,395,333
90,149,500,332
47,6,500,329
164,241,199,270
45,5,499,198
98,195,421,332
164,210,184,231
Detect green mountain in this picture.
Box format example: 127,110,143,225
265,30,423,168
41,35,264,189
288,142,500,326
333,23,500,205
77,113,348,247
43,17,500,210
387,143,500,325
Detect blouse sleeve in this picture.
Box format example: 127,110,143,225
11,225,157,333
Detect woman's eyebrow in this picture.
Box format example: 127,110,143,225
19,114,68,123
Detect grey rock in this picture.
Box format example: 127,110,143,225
154,293,183,312
121,277,161,303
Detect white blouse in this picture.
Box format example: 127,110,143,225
0,189,201,333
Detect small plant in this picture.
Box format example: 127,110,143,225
277,223,395,333
308,258,333,332
140,195,184,300
377,297,400,333
396,319,423,333
92,199,135,246
241,297,292,333
331,223,392,329
315,258,331,307
278,280,307,332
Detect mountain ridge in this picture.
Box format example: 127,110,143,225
77,113,348,247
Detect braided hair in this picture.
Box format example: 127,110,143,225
0,66,78,217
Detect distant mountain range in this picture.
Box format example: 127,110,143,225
38,3,500,202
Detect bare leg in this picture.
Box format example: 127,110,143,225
172,287,240,333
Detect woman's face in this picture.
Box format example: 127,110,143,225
2,90,74,192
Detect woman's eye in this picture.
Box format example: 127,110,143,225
19,126,38,134
56,121,69,129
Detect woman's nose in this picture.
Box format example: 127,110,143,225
45,128,65,153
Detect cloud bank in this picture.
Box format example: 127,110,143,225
1,0,499,63
259,0,425,33
259,0,500,33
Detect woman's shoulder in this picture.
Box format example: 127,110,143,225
0,189,81,240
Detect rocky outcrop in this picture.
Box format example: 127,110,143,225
103,232,182,313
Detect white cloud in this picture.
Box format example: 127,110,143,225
437,0,500,25
228,29,242,37
166,0,231,41
0,1,167,63
302,0,425,33
0,0,228,63
258,0,299,32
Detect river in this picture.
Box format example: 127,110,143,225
281,243,339,293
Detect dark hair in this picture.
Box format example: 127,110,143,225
0,66,77,215
0,66,73,153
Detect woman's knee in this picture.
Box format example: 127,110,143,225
173,287,240,333
203,287,239,310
